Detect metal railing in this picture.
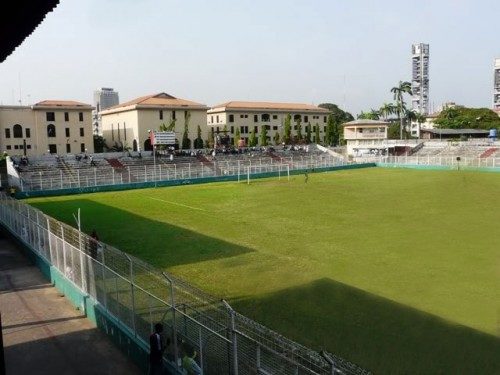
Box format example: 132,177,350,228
0,194,369,375
354,155,500,168
16,155,346,192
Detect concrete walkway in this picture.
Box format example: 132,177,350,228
0,232,141,375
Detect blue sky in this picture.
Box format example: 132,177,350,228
0,0,498,115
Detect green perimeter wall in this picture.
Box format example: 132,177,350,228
15,163,377,199
1,226,179,375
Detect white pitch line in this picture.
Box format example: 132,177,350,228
149,197,207,211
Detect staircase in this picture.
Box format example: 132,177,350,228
105,158,125,170
58,158,77,184
480,147,498,158
196,154,216,172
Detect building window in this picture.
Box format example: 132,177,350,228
64,112,69,121
65,128,70,137
124,123,127,140
293,114,301,121
184,110,188,119
5,129,10,138
254,114,258,122
79,112,84,121
47,124,56,137
216,127,220,132
159,110,163,120
229,114,234,122
172,110,176,120
254,126,258,134
323,126,327,132
13,124,23,138
230,126,234,134
66,144,71,153
14,145,19,150
262,114,270,122
273,126,278,130
211,116,214,123
6,145,11,150
26,128,31,138
240,114,244,118
81,143,85,153
216,115,219,123
48,144,57,154
26,145,31,149
324,116,327,123
245,115,248,118
46,112,55,121
273,115,278,119
304,115,308,122
80,127,84,137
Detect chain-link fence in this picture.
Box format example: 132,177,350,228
0,194,369,375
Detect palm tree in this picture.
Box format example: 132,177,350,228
391,81,412,139
357,110,380,120
405,109,418,138
414,112,426,138
379,102,396,120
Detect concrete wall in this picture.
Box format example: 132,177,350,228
0,106,94,156
207,110,329,145
102,108,208,150
33,108,94,155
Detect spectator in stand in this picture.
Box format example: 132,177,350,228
182,343,202,375
90,229,99,259
149,323,165,375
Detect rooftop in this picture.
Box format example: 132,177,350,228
343,119,390,126
103,92,208,113
210,101,330,113
421,128,490,135
33,100,93,109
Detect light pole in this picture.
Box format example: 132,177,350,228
153,144,157,187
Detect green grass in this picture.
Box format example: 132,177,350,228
27,168,500,374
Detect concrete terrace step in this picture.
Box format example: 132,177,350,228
480,147,498,158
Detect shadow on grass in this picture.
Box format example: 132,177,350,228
230,278,500,375
29,199,253,268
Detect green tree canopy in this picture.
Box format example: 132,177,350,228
296,117,303,141
249,128,257,147
260,125,268,146
314,123,320,144
318,103,354,124
434,107,500,130
284,114,292,144
305,122,312,143
234,127,241,146
193,125,204,149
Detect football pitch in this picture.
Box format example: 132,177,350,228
27,168,500,374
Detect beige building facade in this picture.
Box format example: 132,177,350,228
0,100,94,156
207,101,330,145
100,93,209,151
343,119,389,156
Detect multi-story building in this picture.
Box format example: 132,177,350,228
207,101,330,145
0,100,94,156
411,43,430,115
342,119,389,156
494,58,500,111
100,92,209,151
92,87,119,135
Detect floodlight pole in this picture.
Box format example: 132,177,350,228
72,208,86,294
153,144,157,187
